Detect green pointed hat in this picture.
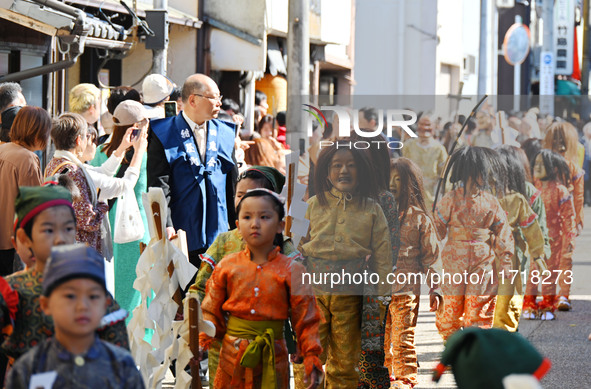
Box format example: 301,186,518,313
433,328,551,389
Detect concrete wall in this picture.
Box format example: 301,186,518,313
121,24,197,87
354,0,438,95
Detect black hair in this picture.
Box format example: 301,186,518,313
237,169,276,192
169,87,182,102
106,87,141,114
497,145,528,198
533,149,571,186
479,147,507,197
359,107,378,123
255,90,267,106
276,111,286,126
347,132,390,191
236,189,285,251
221,98,240,114
448,146,495,195
521,138,542,167
466,118,477,132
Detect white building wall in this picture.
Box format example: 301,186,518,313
354,0,438,96
436,0,463,96
121,24,197,87
461,0,480,95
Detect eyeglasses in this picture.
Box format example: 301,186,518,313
192,93,223,102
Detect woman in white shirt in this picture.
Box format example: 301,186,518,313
87,100,149,317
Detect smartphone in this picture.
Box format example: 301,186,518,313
131,128,140,140
164,101,177,118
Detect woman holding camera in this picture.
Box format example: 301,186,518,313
88,100,149,317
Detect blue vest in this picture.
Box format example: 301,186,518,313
151,114,235,252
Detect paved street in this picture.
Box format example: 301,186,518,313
165,208,591,388
415,207,591,388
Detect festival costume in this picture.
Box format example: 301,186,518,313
189,228,301,388
7,336,144,389
383,206,440,388
299,188,392,388
400,139,447,208
524,181,576,312
201,247,322,389
358,190,400,389
566,159,584,228
494,191,544,331
434,188,514,340
1,269,129,360
148,114,236,253
522,183,552,261
45,156,108,253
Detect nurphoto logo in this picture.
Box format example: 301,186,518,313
303,104,419,149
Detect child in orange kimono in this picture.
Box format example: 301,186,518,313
384,158,442,389
543,122,584,234
201,189,322,388
434,147,514,341
524,150,576,320
190,166,301,388
492,147,546,331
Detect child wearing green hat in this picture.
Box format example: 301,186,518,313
3,184,129,367
6,244,144,388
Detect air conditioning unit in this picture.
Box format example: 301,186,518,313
497,0,516,8
464,55,476,75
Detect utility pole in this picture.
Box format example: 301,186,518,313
582,0,591,119
151,0,168,75
478,0,488,96
286,0,310,152
540,0,554,115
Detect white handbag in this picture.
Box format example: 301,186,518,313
113,185,145,244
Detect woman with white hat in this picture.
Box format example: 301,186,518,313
88,100,149,317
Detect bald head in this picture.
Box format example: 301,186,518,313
181,74,221,124
181,74,217,103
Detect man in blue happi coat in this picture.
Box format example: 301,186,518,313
147,74,236,266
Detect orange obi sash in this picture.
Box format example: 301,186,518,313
448,226,491,242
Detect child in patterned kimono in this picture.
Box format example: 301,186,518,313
190,166,301,387
543,123,583,312
299,143,392,388
491,147,546,331
543,122,584,236
201,189,322,388
352,133,401,389
6,244,144,389
401,114,448,208
384,157,442,389
508,145,552,266
4,185,129,366
523,150,576,320
434,146,514,341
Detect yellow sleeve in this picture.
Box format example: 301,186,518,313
518,198,545,260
